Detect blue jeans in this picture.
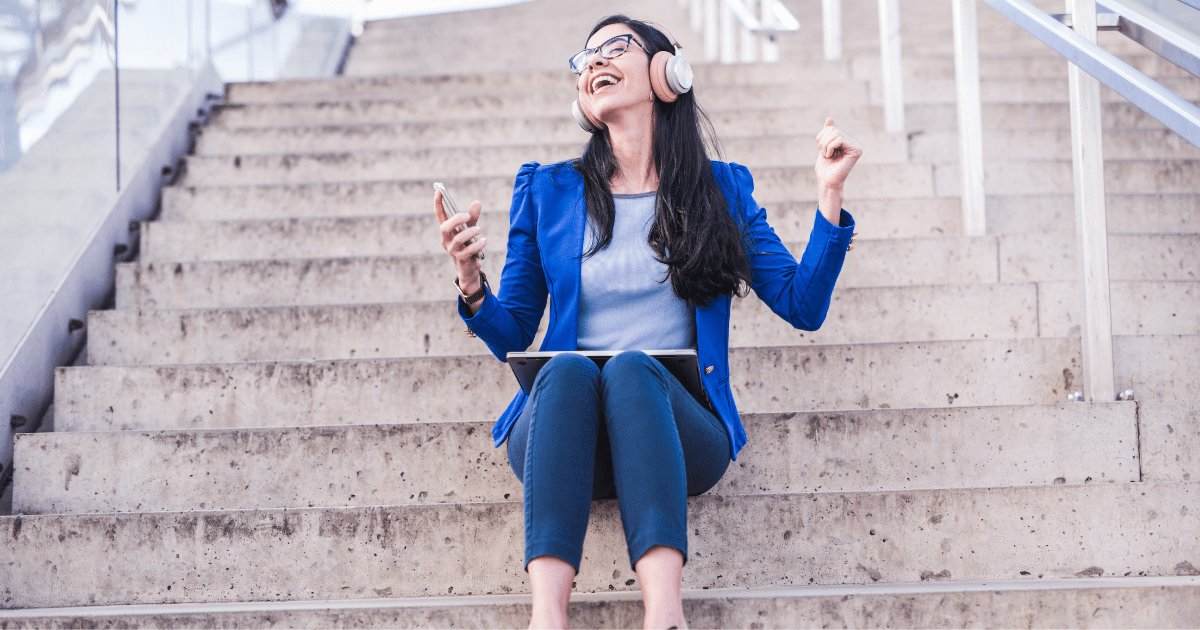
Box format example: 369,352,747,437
506,350,731,573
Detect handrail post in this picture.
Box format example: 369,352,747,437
953,0,987,236
762,0,780,62
720,0,737,63
741,1,759,62
823,0,842,60
878,0,906,132
1065,0,1116,401
705,0,720,61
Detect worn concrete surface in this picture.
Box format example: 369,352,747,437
144,199,961,264
138,213,1197,282
12,404,1138,514
88,284,1046,366
985,194,1200,236
1140,400,1200,484
182,134,909,186
55,338,1090,433
2,482,1197,608
205,83,871,128
1038,281,1200,337
115,237,999,310
194,109,893,154
1000,234,1200,282
910,128,1200,162
934,159,1200,197
4,579,1200,628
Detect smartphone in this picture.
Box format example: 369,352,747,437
434,182,484,260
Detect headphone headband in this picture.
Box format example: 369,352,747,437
638,19,683,52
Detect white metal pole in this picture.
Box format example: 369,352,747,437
761,0,779,62
705,0,720,61
740,1,758,64
720,0,737,64
953,0,987,236
1066,0,1116,402
878,0,905,132
822,0,842,60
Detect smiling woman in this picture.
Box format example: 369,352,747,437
432,13,862,630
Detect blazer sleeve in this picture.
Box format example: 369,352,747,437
458,162,549,361
729,162,856,331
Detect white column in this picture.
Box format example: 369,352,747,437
720,0,737,64
878,0,905,132
704,0,720,61
691,0,704,34
823,0,842,60
762,0,779,62
1066,0,1116,402
953,0,986,236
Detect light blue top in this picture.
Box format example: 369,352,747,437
576,192,697,351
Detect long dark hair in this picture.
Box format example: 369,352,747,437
575,15,751,307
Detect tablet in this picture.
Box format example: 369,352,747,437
506,350,710,407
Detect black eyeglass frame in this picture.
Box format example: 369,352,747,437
568,34,650,74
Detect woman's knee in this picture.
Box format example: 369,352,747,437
536,352,601,392
600,350,660,390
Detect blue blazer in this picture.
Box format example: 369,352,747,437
460,160,855,459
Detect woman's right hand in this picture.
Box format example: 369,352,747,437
434,189,488,309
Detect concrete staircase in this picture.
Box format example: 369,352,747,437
4,0,1199,626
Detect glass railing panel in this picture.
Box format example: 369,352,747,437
0,0,118,370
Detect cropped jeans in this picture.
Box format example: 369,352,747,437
506,350,731,573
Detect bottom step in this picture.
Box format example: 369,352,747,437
1,578,1197,628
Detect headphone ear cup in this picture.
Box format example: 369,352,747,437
572,99,603,133
649,51,678,103
664,54,694,95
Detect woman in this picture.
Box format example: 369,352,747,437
435,15,861,629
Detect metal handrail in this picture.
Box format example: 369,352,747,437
725,0,800,34
682,0,799,64
1100,0,1200,78
986,0,1200,148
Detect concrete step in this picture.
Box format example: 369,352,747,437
159,179,960,234
912,128,1200,162
909,101,1199,132
999,233,1200,282
87,284,1048,366
2,482,1197,608
115,237,999,310
13,403,1140,515
179,134,910,187
207,83,872,128
223,62,856,104
222,53,1187,106
195,121,1196,164
986,194,1200,236
868,77,1200,106
175,158,926,193
158,180,1190,239
207,82,1200,131
933,159,1200,197
203,105,889,140
850,52,1194,81
60,336,1200,433
139,207,1197,282
4,578,1200,628
1139,400,1200,484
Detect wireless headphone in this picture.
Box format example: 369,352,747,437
572,20,694,134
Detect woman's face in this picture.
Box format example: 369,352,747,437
576,23,656,127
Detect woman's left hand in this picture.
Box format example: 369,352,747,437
814,118,863,220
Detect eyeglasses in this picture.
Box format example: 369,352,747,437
568,34,649,74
